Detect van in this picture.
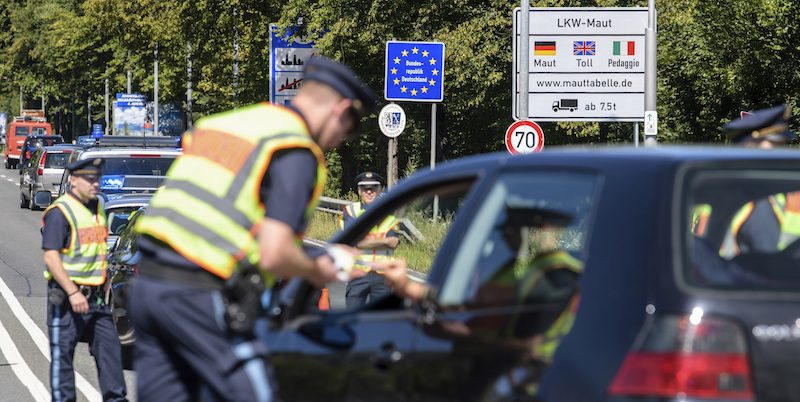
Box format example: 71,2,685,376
4,116,52,169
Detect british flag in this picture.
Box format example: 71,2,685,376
573,41,596,56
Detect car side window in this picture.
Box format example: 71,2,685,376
320,179,475,312
26,149,40,168
437,170,599,309
684,167,800,292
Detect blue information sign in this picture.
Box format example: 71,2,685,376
385,41,444,102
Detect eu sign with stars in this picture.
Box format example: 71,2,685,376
385,41,445,102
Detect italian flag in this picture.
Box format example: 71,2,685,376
613,41,635,56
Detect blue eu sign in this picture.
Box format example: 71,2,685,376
385,41,444,102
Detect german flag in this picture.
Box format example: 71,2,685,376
534,41,556,56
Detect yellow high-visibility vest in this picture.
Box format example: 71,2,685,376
136,103,327,284
43,194,108,285
339,202,398,272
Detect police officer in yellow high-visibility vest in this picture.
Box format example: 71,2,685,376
339,171,399,307
42,158,128,402
129,56,376,401
719,105,800,258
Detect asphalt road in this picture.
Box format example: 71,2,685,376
0,168,138,402
0,166,354,402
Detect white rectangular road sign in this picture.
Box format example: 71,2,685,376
527,36,645,73
527,93,644,121
270,25,320,106
529,73,644,93
513,7,649,122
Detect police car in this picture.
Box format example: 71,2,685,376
42,136,181,204
261,146,800,402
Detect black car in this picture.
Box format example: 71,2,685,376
106,204,149,369
257,146,800,402
19,134,64,166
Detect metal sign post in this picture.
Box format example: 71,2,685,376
378,103,406,189
384,40,445,219
644,0,658,146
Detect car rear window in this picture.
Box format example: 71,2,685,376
30,137,63,148
44,152,71,168
102,156,177,176
682,165,800,292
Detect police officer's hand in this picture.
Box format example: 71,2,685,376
379,259,409,291
69,292,89,314
310,254,342,288
377,259,427,301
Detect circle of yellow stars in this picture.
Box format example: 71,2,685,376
390,46,439,96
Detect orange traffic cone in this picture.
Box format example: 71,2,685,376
318,288,330,310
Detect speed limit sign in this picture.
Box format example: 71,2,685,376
505,120,544,154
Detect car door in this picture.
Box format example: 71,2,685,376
404,167,602,401
19,148,42,199
260,171,481,402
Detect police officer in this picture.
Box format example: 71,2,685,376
129,56,376,401
719,105,799,257
339,171,399,307
42,158,128,402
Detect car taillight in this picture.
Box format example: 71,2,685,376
608,310,753,400
38,153,44,175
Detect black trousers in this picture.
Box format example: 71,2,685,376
345,271,389,308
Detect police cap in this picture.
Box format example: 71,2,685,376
303,56,377,119
66,158,104,177
722,104,798,144
355,171,384,187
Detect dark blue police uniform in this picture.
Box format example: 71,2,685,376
129,56,377,401
130,150,314,401
42,158,127,402
720,105,799,255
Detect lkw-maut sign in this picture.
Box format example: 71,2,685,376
513,7,649,122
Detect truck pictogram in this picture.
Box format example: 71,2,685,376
552,99,578,112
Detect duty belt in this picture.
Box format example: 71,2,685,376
138,258,225,291
78,284,102,298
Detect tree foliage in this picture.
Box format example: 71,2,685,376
0,0,799,192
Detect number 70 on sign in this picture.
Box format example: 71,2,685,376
505,120,544,154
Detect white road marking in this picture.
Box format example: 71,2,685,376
0,276,101,401
0,317,49,401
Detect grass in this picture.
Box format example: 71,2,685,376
305,204,454,276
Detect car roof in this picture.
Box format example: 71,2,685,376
26,134,62,139
411,145,800,177
42,144,80,152
73,146,183,158
101,192,154,208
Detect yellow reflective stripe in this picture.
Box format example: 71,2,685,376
721,202,754,256
43,194,107,285
136,103,326,280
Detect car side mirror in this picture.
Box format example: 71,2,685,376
33,191,52,208
271,278,316,325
